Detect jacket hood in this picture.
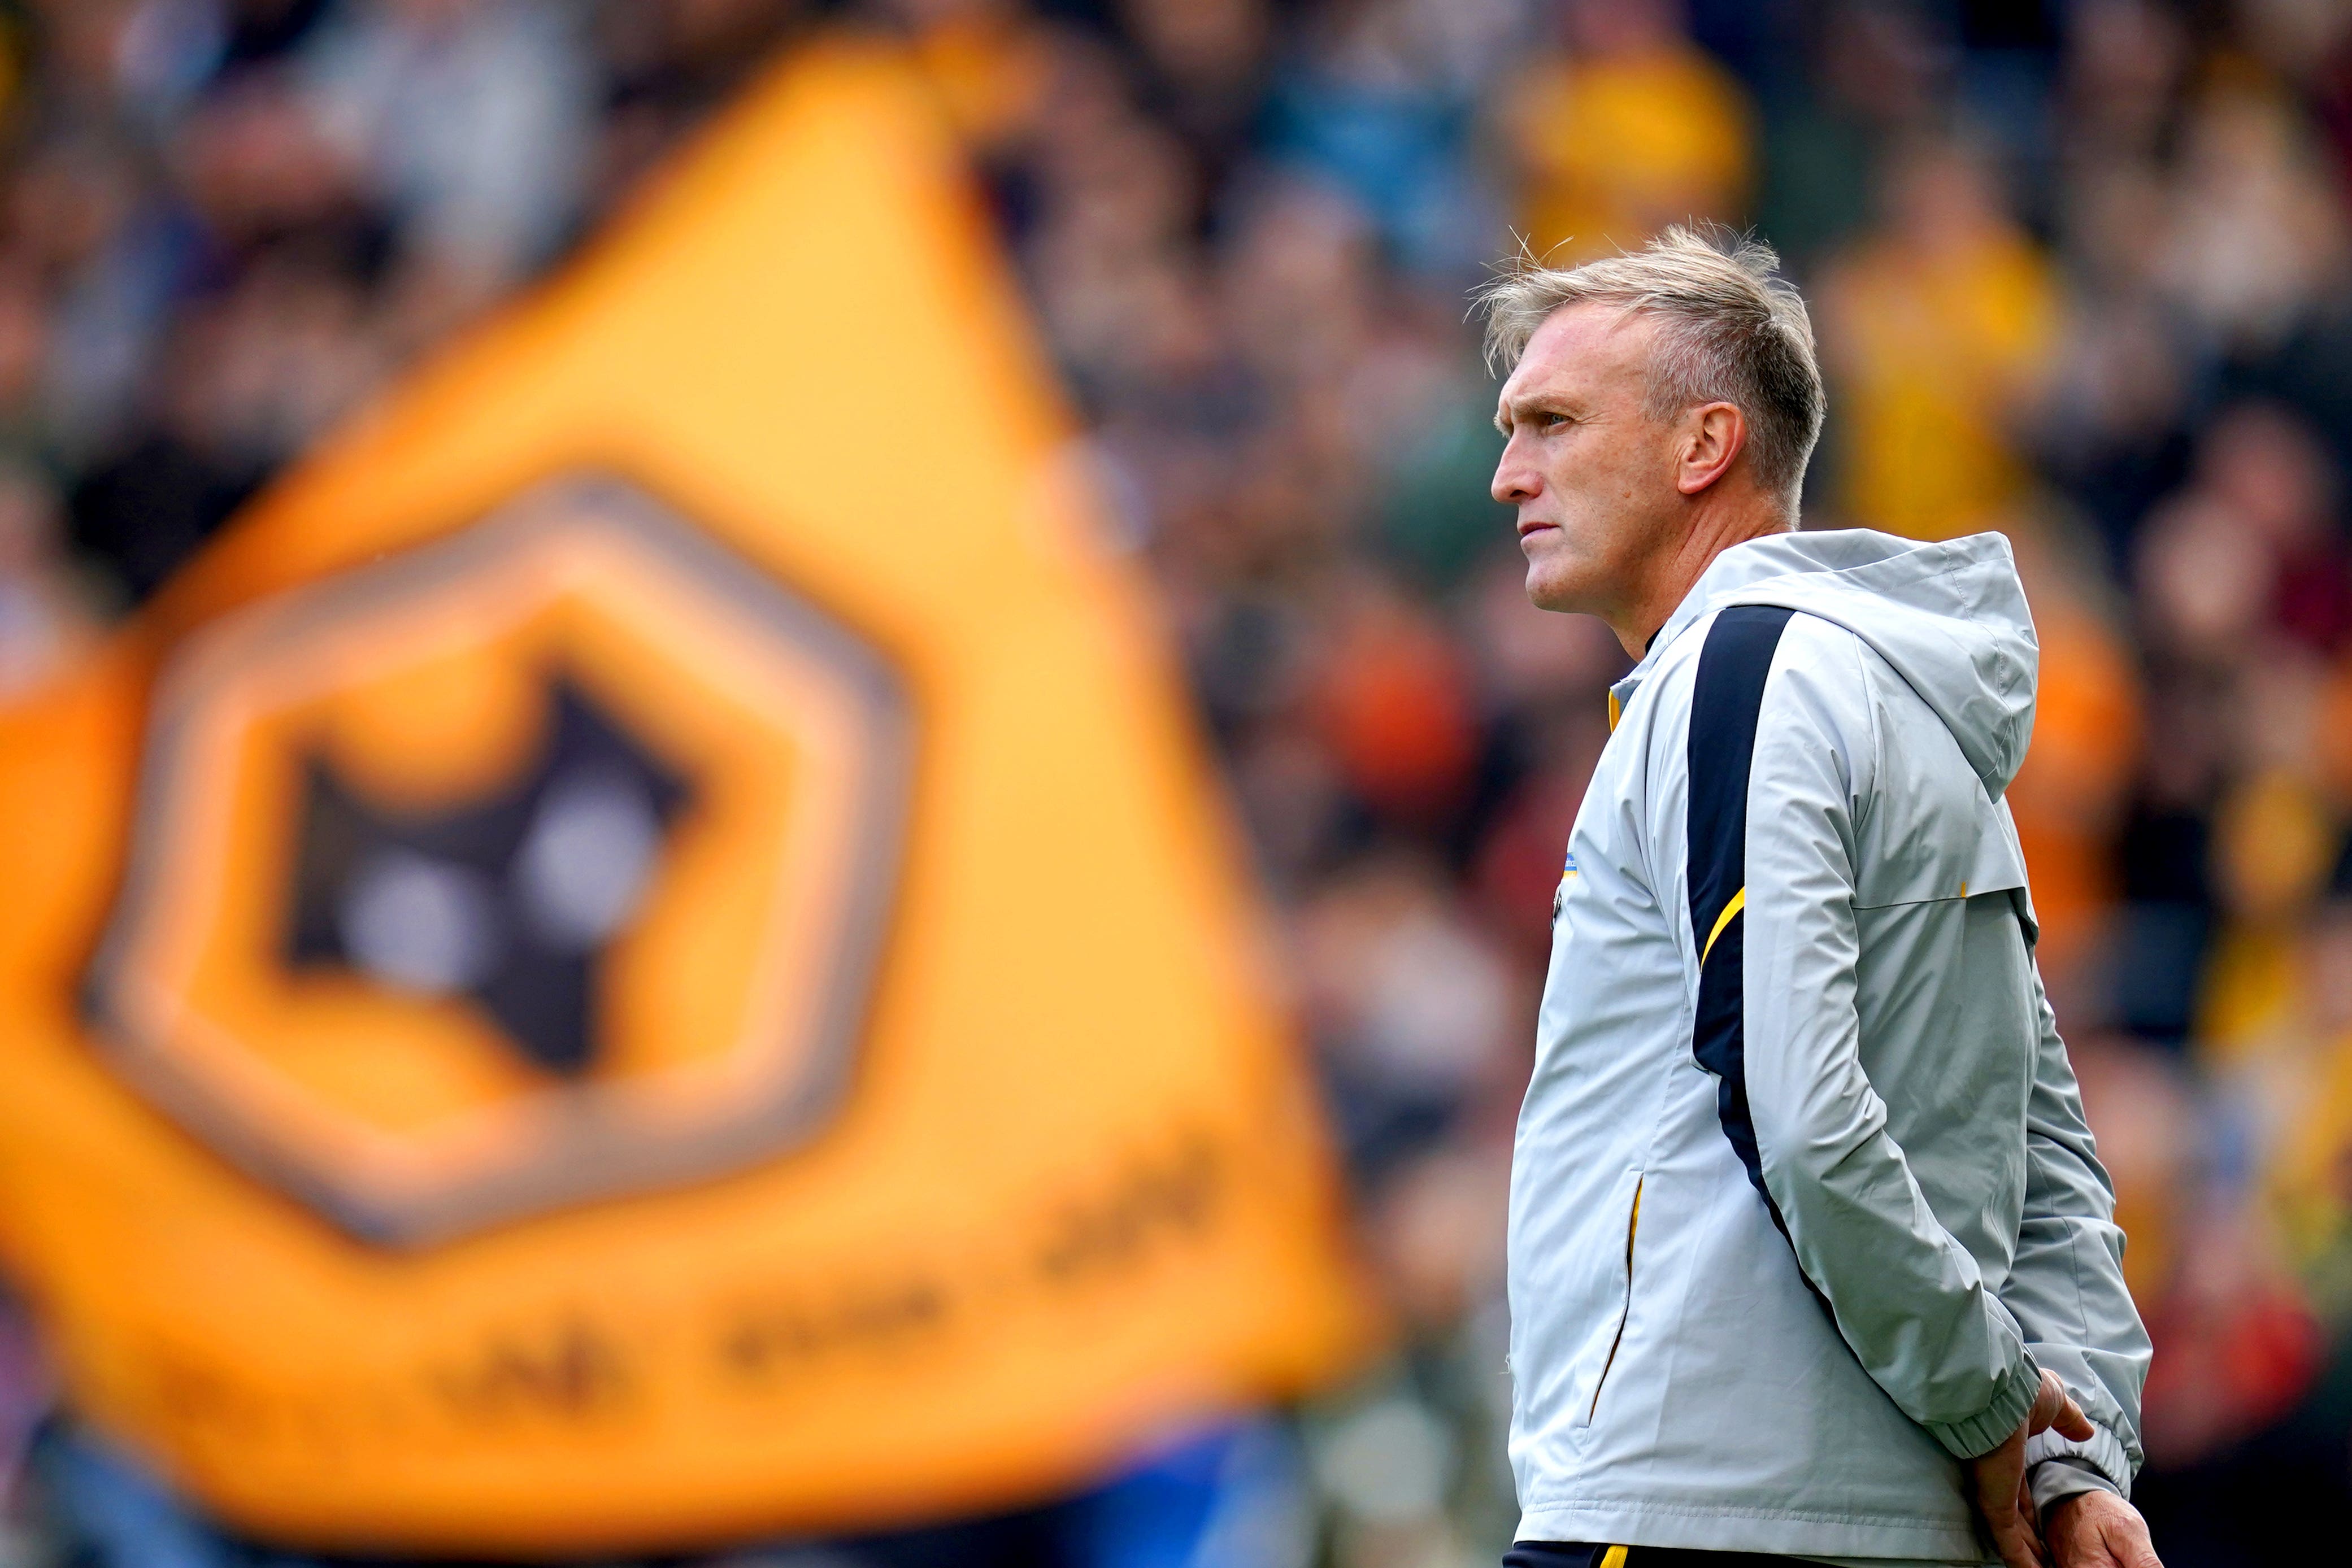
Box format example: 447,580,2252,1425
1623,528,2039,799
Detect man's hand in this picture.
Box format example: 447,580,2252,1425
2044,1489,2163,1567
1967,1369,2096,1568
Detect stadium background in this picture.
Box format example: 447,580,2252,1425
0,0,2350,1564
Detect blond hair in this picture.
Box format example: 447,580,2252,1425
1476,225,1826,509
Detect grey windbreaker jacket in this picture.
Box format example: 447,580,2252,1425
1506,529,2151,1565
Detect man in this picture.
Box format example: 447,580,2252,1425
1484,227,2159,1568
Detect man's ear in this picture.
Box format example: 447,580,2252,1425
1676,402,1747,496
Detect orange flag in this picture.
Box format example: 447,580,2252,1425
0,38,1372,1553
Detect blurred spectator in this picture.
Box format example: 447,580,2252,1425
1297,848,1514,1184
1117,0,1270,192
2072,1030,2198,1308
2159,81,2348,359
1755,0,1943,273
69,288,298,599
1500,0,1752,265
1257,0,1511,277
1305,570,1479,831
1460,551,1619,954
2195,403,2352,657
5,129,173,463
2057,0,2184,174
0,254,49,447
2137,1200,2327,1472
1816,138,2060,541
303,1,593,307
2270,886,2352,1327
2001,516,2141,1004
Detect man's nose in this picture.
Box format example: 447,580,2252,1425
1492,438,1540,505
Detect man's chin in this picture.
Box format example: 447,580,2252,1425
1521,557,1590,616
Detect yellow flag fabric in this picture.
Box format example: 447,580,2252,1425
0,38,1373,1554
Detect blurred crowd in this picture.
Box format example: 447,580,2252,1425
5,1,2352,1565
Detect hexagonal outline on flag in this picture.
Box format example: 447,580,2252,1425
81,475,915,1247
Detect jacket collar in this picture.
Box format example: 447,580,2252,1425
1605,534,1790,728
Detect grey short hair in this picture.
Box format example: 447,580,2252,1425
1476,226,1827,509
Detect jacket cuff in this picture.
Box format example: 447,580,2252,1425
1927,1354,2039,1459
2025,1422,2135,1500
2029,1456,2121,1513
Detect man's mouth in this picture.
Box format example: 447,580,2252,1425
1516,518,1559,538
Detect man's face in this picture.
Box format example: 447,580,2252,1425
1491,303,1683,619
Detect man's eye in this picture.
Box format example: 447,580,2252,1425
1541,412,1572,430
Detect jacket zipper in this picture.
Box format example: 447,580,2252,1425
1588,1175,1642,1423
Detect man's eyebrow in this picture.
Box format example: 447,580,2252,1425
1495,395,1574,434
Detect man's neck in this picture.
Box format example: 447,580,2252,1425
1610,501,1793,658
